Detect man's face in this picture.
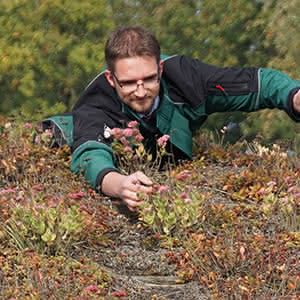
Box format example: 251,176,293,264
105,56,163,114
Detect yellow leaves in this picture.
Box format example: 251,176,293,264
41,228,56,245
0,230,6,241
276,264,286,272
261,203,273,216
238,285,249,293
222,184,231,192
0,159,17,175
135,143,145,158
191,233,206,242
287,276,300,291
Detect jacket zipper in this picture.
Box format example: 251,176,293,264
208,82,250,95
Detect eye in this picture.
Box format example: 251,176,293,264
120,80,137,86
144,75,158,83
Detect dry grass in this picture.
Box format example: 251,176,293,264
0,115,299,299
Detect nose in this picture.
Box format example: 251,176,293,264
134,82,147,97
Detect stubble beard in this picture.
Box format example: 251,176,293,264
130,96,155,114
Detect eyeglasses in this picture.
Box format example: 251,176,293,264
112,67,160,93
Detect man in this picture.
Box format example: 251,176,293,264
69,26,300,212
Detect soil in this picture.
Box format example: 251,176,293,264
84,204,210,300
76,165,233,300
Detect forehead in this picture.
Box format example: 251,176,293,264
114,56,158,79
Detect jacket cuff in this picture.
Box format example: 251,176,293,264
286,87,300,122
96,168,121,193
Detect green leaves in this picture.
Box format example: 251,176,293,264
139,184,205,236
41,228,57,244
5,201,86,254
265,0,300,78
0,0,113,117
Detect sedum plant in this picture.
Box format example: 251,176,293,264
4,200,88,255
138,184,206,236
110,121,206,236
110,120,171,178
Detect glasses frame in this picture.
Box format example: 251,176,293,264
112,66,161,92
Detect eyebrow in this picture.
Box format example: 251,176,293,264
118,72,158,84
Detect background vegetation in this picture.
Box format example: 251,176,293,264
0,1,299,298
0,0,299,145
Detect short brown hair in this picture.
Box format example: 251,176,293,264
105,26,160,72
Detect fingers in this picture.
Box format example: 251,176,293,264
123,183,147,204
122,189,143,212
124,198,141,212
121,172,152,211
134,171,153,186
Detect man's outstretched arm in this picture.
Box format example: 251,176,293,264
101,171,153,212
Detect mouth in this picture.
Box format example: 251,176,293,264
134,97,149,104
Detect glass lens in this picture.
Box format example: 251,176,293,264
123,82,138,92
143,75,159,89
116,72,160,93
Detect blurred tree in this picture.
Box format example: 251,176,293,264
265,0,300,78
1,0,297,145
0,0,113,118
240,0,300,144
110,0,273,67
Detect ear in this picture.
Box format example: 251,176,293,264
104,69,116,88
159,60,164,75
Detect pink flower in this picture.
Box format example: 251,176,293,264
157,134,170,148
175,171,190,180
122,128,134,137
288,186,299,193
135,135,144,142
68,192,87,199
184,197,192,204
120,136,129,146
23,123,32,129
180,192,192,203
257,188,265,195
111,290,128,297
80,205,90,213
111,128,122,137
85,285,98,294
132,128,139,136
33,184,45,191
0,188,16,195
124,146,133,153
158,185,169,193
16,195,24,202
128,120,138,128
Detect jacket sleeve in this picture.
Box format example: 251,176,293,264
164,55,300,123
71,76,123,190
71,140,119,190
258,69,300,122
204,68,300,122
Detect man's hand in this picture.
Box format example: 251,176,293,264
293,89,300,114
101,171,153,211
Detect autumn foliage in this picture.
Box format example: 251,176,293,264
0,115,299,299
